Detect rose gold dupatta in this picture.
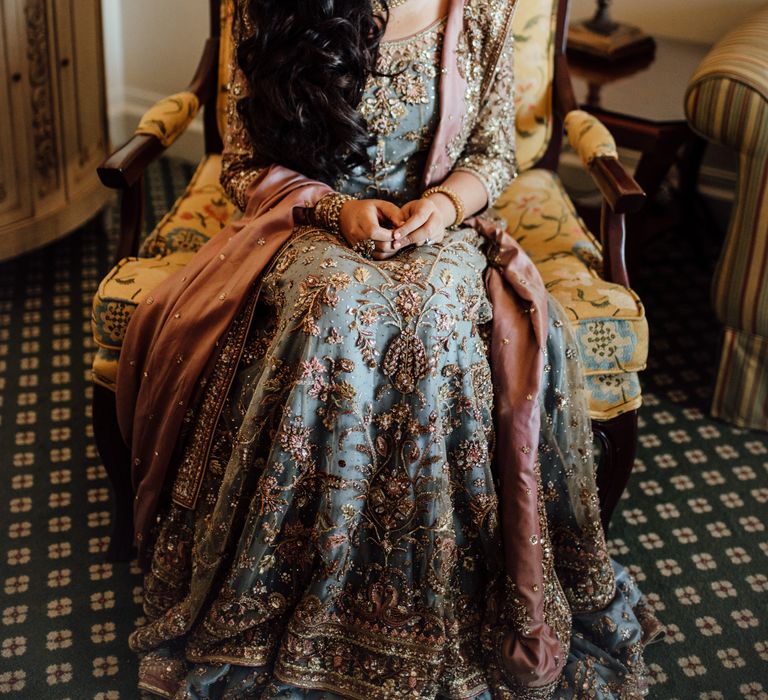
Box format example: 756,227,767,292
117,0,566,691
116,166,332,546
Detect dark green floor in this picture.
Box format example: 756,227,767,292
0,159,765,698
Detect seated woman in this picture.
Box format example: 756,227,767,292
117,0,662,697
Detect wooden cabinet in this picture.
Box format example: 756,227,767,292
0,0,111,261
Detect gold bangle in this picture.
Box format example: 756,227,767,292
421,185,465,228
313,193,354,234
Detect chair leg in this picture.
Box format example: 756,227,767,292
92,384,136,561
592,409,639,531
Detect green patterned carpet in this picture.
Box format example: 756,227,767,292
0,159,765,698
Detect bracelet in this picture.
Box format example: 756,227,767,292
313,193,354,234
421,185,465,228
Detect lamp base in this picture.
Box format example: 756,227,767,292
568,20,656,62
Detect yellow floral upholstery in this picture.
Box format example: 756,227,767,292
512,0,558,171
91,252,197,390
584,372,642,422
564,110,618,166
135,92,201,147
495,169,648,420
140,155,236,257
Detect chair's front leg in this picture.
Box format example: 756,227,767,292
92,384,135,562
592,409,639,530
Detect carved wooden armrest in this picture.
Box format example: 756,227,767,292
98,135,167,191
97,38,220,262
555,56,645,216
97,38,219,191
564,109,618,164
554,55,646,287
588,156,646,216
134,92,201,147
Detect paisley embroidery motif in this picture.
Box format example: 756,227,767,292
382,329,429,394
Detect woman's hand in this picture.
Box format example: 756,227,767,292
339,199,405,261
392,196,452,251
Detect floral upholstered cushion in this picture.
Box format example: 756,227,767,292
584,372,642,422
564,110,618,166
495,169,648,376
91,154,235,391
92,251,197,349
534,255,647,375
91,251,197,389
495,169,604,261
139,155,236,257
134,92,201,148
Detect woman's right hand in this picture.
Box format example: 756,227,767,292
339,199,405,261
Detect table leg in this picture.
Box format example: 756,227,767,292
624,126,695,273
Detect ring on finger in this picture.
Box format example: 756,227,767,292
425,237,433,246
353,239,375,259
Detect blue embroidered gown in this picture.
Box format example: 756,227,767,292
131,19,661,700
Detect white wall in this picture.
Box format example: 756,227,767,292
569,0,765,44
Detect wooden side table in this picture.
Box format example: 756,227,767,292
568,37,713,266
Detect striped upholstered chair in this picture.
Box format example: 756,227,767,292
91,0,647,559
685,7,768,432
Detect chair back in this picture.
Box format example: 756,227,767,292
512,0,561,171
212,0,565,172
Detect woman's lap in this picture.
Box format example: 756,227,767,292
133,228,656,699
138,227,505,697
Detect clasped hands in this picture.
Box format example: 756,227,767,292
339,195,455,261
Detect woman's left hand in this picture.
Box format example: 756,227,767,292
392,198,448,251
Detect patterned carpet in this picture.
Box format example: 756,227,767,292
0,158,765,699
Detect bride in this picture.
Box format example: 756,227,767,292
116,0,661,697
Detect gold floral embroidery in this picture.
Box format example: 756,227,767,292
290,272,353,337
382,329,429,394
347,20,445,203
453,3,518,206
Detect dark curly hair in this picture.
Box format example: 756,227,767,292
235,0,388,184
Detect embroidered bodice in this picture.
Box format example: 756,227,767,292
337,19,445,205
221,0,517,211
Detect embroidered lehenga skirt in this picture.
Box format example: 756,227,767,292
130,227,659,699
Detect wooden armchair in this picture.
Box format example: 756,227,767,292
92,0,647,560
